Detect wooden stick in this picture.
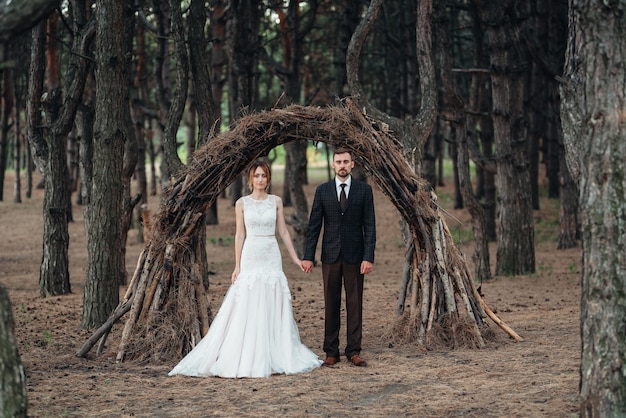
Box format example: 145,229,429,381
116,247,155,361
433,218,457,314
76,294,134,357
396,242,414,316
123,249,147,302
416,251,429,345
478,295,524,342
451,265,485,348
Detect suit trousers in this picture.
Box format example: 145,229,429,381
322,255,364,359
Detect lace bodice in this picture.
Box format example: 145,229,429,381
238,194,282,275
243,195,276,236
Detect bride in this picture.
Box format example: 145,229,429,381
168,160,322,378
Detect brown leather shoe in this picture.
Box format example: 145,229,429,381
349,355,367,367
322,356,339,367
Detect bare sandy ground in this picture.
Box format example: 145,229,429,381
1,172,580,417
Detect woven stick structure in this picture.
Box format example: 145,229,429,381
78,99,520,363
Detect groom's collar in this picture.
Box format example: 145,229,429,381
335,176,352,187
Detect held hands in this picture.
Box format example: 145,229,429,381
293,258,306,272
300,259,371,274
302,260,314,273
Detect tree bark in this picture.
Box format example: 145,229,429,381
119,12,139,287
12,61,23,204
560,1,626,415
77,76,95,207
557,136,578,249
210,0,227,110
191,0,221,225
188,0,220,289
269,0,317,253
435,1,492,283
471,29,497,243
347,0,437,173
38,11,72,296
28,5,94,297
0,285,27,417
225,0,261,206
160,0,187,179
0,51,12,201
130,13,151,240
474,1,535,276
285,140,309,256
83,0,131,328
40,93,72,297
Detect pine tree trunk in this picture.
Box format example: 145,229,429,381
40,130,72,296
205,1,226,225
284,141,309,257
435,0,491,282
0,61,12,202
82,0,131,328
77,97,94,207
26,2,94,297
557,139,578,249
12,66,23,205
466,2,497,243
560,1,626,415
0,285,27,417
476,1,535,275
28,18,73,298
120,1,139,283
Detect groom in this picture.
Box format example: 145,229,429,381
302,147,376,367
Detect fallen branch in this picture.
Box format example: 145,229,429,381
478,295,523,342
76,295,135,358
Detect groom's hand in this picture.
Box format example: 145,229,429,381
302,260,314,273
360,261,373,275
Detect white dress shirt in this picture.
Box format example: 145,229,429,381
335,176,352,200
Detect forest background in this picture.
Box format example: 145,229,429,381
0,0,624,416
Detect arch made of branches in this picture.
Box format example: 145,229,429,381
78,99,521,362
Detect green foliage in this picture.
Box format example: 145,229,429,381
537,262,554,276
448,223,474,246
18,303,31,324
208,236,234,246
41,329,53,345
534,198,561,244
534,217,560,244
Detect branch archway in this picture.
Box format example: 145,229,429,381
78,100,520,362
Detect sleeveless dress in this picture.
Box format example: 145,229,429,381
168,194,322,378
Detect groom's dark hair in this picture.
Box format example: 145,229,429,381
332,147,352,158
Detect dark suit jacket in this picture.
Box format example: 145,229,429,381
304,178,376,265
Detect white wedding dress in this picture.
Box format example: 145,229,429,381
168,194,322,378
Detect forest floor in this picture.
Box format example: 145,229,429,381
1,170,581,417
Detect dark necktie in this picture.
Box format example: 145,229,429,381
340,183,347,212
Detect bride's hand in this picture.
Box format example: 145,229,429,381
231,267,240,284
294,258,305,272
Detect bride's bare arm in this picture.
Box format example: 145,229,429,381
275,196,305,272
231,198,245,283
